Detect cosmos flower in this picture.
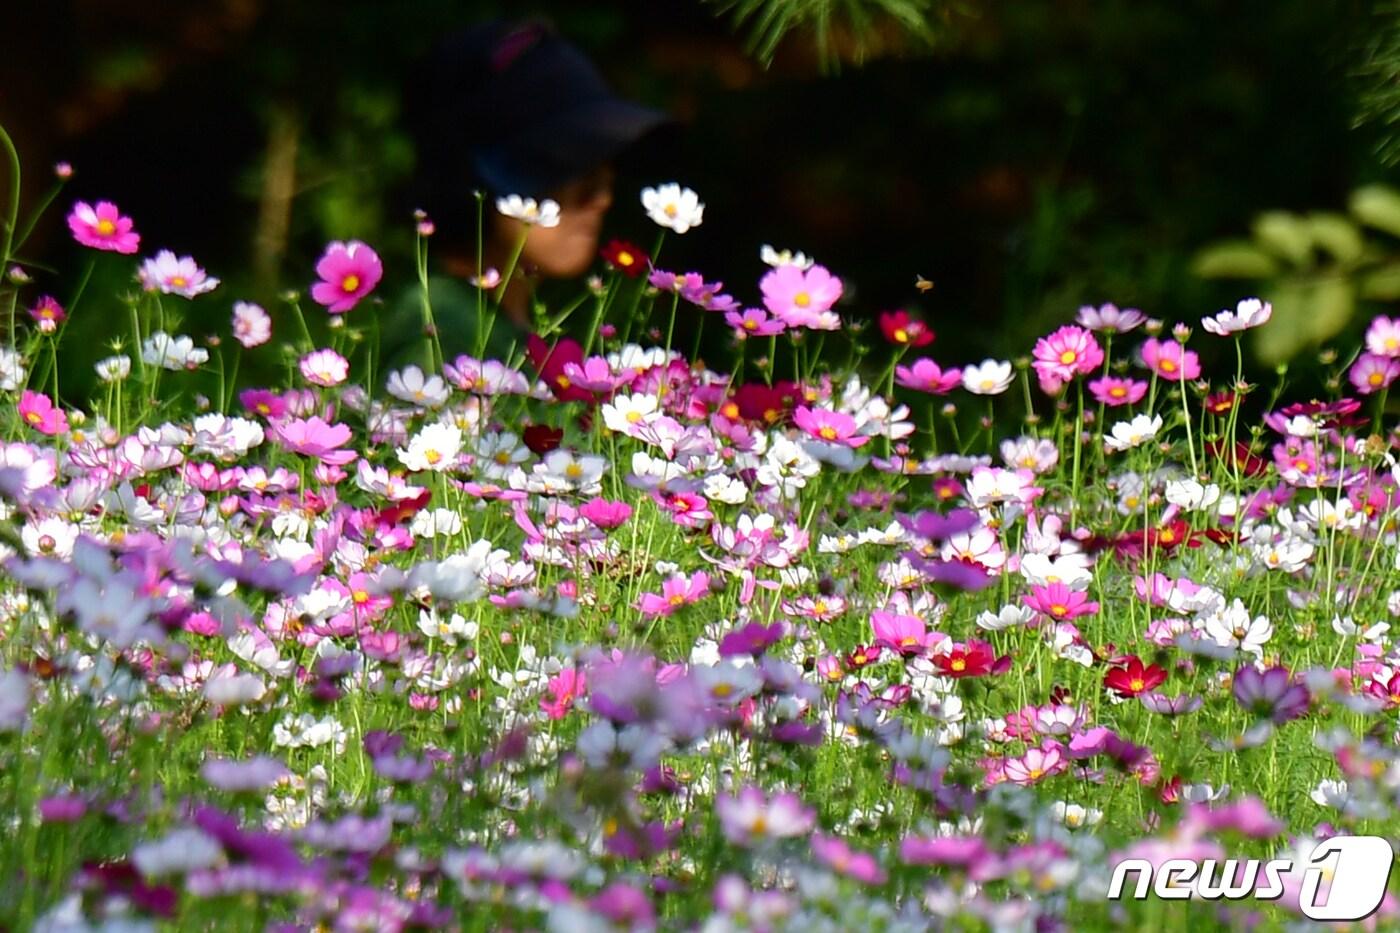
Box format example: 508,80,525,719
896,359,962,394
67,200,140,253
1076,303,1146,333
760,264,843,331
310,240,383,314
496,194,561,227
641,183,704,234
27,296,66,334
715,786,814,846
1104,656,1167,697
600,238,646,276
878,309,935,347
232,301,272,348
138,250,220,297
961,359,1015,395
17,391,68,435
1202,298,1272,336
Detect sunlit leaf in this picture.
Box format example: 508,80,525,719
1190,241,1280,279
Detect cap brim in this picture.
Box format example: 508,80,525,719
475,97,672,196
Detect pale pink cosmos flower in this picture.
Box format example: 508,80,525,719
67,200,139,254
637,570,711,617
716,786,815,846
895,358,962,394
138,250,220,297
793,405,868,447
1349,352,1400,395
272,416,357,466
1003,742,1067,785
311,240,383,313
1139,337,1201,381
300,348,350,387
1076,303,1146,334
1366,315,1400,358
760,264,842,330
232,301,272,348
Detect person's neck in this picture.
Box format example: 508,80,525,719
441,247,532,329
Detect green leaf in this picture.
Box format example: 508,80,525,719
1190,240,1281,279
1305,212,1364,265
1251,278,1354,366
1251,211,1312,266
1349,185,1400,239
1360,263,1400,300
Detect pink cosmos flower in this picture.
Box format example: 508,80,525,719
871,610,944,655
1139,337,1201,381
1023,582,1100,622
27,296,66,334
67,200,140,254
17,391,67,435
1031,325,1103,393
716,786,815,846
724,307,786,338
1002,742,1068,785
579,497,633,530
792,405,868,447
1088,375,1147,407
311,240,383,313
1076,303,1146,334
232,301,271,348
138,250,220,297
1349,352,1400,395
540,668,586,720
1366,315,1400,357
239,388,287,420
895,358,963,394
637,570,711,617
300,348,350,387
562,356,625,394
652,490,713,529
272,416,357,466
760,263,842,330
811,834,887,884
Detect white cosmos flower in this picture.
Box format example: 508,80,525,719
760,244,814,269
1164,479,1221,511
495,195,561,228
601,392,661,435
132,828,224,878
95,354,132,382
1201,598,1273,657
1104,413,1163,452
1202,297,1272,336
387,365,450,408
641,183,704,234
397,423,462,472
961,359,1014,395
142,331,208,371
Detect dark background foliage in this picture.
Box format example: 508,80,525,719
1,0,1391,401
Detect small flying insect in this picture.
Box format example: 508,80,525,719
915,275,935,294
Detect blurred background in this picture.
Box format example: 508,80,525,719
4,0,1399,403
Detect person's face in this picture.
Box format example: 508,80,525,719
499,165,615,279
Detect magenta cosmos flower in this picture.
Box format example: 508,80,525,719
1031,325,1104,393
793,405,868,447
27,296,66,334
895,358,962,394
1023,582,1100,622
311,240,383,313
760,264,842,330
1349,352,1400,395
1088,375,1147,407
138,250,220,298
67,200,140,254
17,391,67,435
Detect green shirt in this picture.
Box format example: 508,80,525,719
380,276,526,373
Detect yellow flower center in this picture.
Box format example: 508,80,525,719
894,328,909,343
565,463,583,479
818,426,838,440
669,593,686,606
341,274,360,293
617,252,634,266
556,375,571,389
1050,604,1068,617
425,449,442,465
1371,372,1385,386
96,219,116,235
170,276,188,288
1160,359,1177,373
24,411,41,425
1129,677,1144,691
1059,350,1077,365
793,292,811,308
950,658,966,671
1110,386,1126,398
626,410,643,423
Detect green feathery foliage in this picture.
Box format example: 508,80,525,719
1355,1,1400,166
705,0,972,70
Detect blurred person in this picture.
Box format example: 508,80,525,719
383,20,669,370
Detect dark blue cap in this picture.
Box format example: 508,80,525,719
410,21,670,200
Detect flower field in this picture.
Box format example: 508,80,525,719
4,170,1400,931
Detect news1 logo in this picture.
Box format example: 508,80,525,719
1107,835,1395,921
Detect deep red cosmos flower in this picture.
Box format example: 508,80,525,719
933,640,1008,678
1104,656,1167,697
522,424,564,455
878,309,935,348
526,334,593,403
600,239,647,278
